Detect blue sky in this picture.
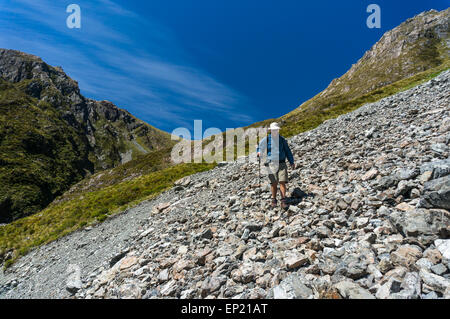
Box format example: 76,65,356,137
0,0,448,134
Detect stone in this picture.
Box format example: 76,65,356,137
180,289,196,299
284,253,308,269
375,278,402,299
415,258,433,271
420,159,450,180
237,262,255,284
364,233,377,244
66,265,82,294
435,239,450,260
375,282,391,299
395,180,415,197
271,274,313,299
160,280,178,297
201,276,226,297
173,259,193,272
419,269,450,294
233,244,248,260
240,247,256,262
395,202,415,212
216,245,234,257
243,223,263,232
356,217,369,228
195,248,212,265
424,248,442,264
382,267,408,284
418,171,433,183
389,209,446,240
430,143,448,154
362,169,378,181
157,269,169,282
316,225,331,238
378,258,394,274
119,256,138,271
430,263,447,276
334,281,375,299
177,245,188,255
375,176,397,190
174,176,191,187
419,175,450,210
241,228,250,240
391,245,422,268
156,202,171,212
200,228,213,240
109,249,130,268
396,168,419,181
422,291,439,299
119,281,142,299
400,272,421,298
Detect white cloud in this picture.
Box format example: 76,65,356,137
0,0,255,130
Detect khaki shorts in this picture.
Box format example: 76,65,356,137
266,161,288,184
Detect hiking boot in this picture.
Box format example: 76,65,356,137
271,198,278,208
281,198,289,210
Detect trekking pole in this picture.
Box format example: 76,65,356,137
258,153,262,211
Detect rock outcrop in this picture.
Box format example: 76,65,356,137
0,49,174,222
272,8,450,137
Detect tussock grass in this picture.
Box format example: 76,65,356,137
0,162,214,268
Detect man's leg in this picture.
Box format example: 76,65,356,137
279,182,287,199
271,182,278,199
279,162,289,210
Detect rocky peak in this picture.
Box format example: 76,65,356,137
331,8,449,94
284,8,449,123
0,48,171,158
0,48,80,97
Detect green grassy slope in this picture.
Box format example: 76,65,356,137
0,79,93,222
0,161,214,268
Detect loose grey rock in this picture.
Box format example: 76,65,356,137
334,280,375,299
271,274,313,299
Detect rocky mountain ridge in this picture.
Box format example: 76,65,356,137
251,8,450,137
0,70,448,299
0,49,175,221
0,49,173,166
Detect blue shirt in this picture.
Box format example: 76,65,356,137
257,134,294,165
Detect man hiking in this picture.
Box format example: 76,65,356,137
257,122,295,210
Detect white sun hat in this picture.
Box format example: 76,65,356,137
269,122,281,130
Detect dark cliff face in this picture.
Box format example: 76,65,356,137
0,49,173,222
0,49,172,160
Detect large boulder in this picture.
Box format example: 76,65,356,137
334,280,375,299
270,274,313,299
389,209,449,243
418,175,450,210
420,159,450,180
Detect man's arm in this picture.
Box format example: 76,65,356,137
283,138,295,167
257,137,267,157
